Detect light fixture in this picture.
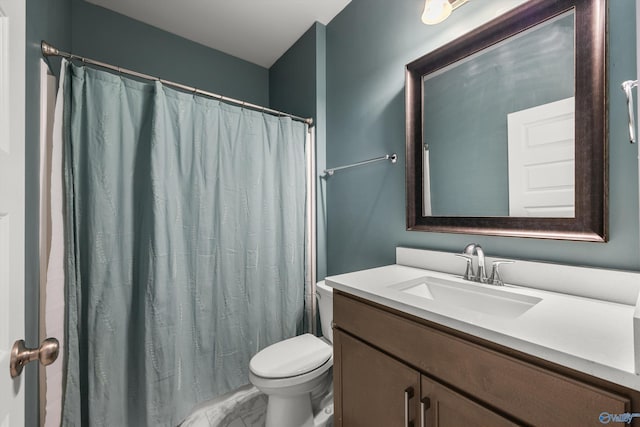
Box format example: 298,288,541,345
421,0,452,25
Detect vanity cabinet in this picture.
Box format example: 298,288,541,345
333,291,638,427
335,329,518,427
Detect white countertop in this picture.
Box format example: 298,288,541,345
325,264,640,391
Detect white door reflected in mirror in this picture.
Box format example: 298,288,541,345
507,97,575,218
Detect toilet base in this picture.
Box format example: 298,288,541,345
265,393,314,427
253,366,333,427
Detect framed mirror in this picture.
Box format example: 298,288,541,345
406,0,607,241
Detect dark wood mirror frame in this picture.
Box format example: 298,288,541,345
406,0,607,241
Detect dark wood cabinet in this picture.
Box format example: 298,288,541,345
334,329,518,427
334,330,420,427
333,291,639,427
421,375,519,427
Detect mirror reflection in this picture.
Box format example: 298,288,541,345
422,12,575,218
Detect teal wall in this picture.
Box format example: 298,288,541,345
270,22,328,280
26,0,71,425
326,0,639,274
316,24,328,281
270,24,317,119
70,0,269,105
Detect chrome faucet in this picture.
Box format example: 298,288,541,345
456,243,514,286
462,243,487,283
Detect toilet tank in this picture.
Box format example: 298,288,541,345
316,281,333,344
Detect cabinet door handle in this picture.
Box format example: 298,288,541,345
420,397,431,427
404,387,414,427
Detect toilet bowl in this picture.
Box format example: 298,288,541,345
249,281,334,427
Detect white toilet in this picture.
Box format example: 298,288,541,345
249,281,334,427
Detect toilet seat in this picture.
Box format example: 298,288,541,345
250,334,332,379
249,355,333,394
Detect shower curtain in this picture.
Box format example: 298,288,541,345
59,61,308,426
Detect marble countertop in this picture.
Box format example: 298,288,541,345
325,263,640,391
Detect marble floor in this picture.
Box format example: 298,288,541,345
181,385,267,427
180,384,334,427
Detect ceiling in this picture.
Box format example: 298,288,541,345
85,0,352,68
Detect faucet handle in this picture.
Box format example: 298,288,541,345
488,260,514,286
455,254,475,281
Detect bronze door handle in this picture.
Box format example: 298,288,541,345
10,337,59,378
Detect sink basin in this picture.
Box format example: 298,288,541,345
392,276,542,319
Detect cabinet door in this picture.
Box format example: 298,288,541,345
334,330,420,427
421,375,521,427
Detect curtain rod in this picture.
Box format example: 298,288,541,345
41,40,313,126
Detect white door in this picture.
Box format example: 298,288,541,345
0,0,25,425
507,97,575,217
